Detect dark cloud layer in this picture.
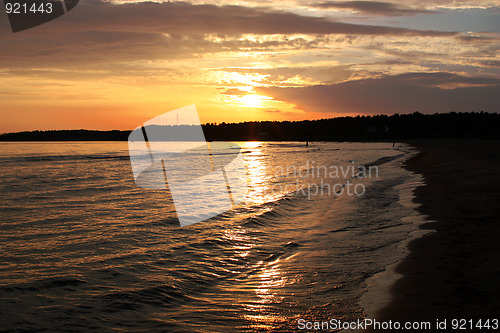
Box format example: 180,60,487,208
0,1,452,36
311,1,435,16
0,1,457,68
481,60,500,68
259,73,500,114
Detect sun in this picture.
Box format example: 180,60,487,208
241,94,265,108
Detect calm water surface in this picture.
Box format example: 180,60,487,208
0,142,419,332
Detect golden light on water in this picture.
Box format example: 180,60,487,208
241,142,290,205
243,141,262,148
242,142,268,204
241,259,288,329
255,264,285,303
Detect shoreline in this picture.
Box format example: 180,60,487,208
372,140,500,329
359,157,431,323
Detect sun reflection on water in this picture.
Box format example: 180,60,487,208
241,142,283,205
255,264,285,303
241,259,289,330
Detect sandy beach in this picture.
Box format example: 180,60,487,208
374,140,500,330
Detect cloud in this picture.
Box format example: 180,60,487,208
310,1,436,16
259,72,500,114
220,88,248,96
0,1,458,70
0,1,454,37
217,65,355,86
0,32,327,70
480,60,500,68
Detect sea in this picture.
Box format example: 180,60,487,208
0,141,424,332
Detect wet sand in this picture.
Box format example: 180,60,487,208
374,140,500,329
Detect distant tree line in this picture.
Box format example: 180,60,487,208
0,129,130,141
1,112,499,142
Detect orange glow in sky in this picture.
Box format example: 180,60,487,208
0,1,498,132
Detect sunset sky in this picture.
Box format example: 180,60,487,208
0,0,499,132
